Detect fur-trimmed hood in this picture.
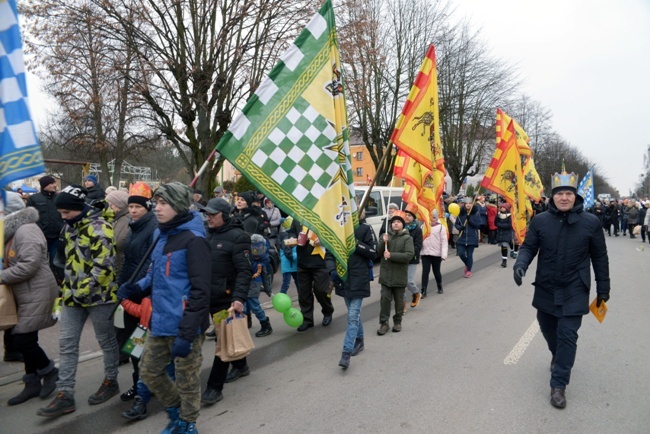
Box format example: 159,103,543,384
4,207,39,242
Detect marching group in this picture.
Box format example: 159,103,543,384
1,169,618,432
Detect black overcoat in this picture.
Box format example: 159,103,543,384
514,195,610,316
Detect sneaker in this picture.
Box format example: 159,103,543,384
121,395,148,421
377,322,390,336
120,384,137,402
351,338,364,356
201,387,223,405
171,419,198,434
225,365,250,383
37,391,76,417
205,329,216,340
410,293,421,308
464,271,472,278
392,323,402,333
88,378,119,405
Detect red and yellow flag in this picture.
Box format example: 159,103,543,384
394,150,436,237
481,120,528,243
390,44,446,237
496,108,543,202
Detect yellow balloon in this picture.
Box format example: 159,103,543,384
448,203,460,217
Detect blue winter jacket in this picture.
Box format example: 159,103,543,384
137,211,211,341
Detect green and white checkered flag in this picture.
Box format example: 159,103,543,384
216,0,357,278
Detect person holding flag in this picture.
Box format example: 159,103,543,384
513,169,610,409
376,210,414,336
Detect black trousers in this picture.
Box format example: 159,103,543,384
536,310,583,389
207,356,247,391
11,331,51,374
420,255,442,294
297,267,334,326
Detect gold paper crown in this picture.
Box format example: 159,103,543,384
551,171,579,190
129,182,153,199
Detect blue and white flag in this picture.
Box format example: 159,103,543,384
578,167,595,209
0,0,45,188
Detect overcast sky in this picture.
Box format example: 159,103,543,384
452,0,650,195
24,0,650,194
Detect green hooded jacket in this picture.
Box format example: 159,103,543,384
377,228,414,288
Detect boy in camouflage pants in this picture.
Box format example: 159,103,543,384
118,182,211,434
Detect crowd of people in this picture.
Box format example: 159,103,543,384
1,170,631,430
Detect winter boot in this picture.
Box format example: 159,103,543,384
88,378,119,405
501,258,507,268
38,360,58,399
37,391,76,417
338,352,351,370
161,406,180,434
437,284,444,294
121,395,148,421
255,319,273,337
377,322,390,336
172,419,198,434
351,338,364,356
8,373,42,405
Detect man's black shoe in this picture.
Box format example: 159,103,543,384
550,387,566,409
224,365,250,383
297,322,313,332
322,315,333,327
200,387,224,405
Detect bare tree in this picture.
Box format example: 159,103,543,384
437,20,519,193
338,0,450,185
21,1,157,186
93,0,316,193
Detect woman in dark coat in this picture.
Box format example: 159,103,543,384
455,199,482,278
326,212,377,370
495,203,514,268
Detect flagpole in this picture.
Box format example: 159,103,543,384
359,144,395,212
189,149,220,188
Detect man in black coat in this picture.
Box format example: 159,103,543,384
513,171,610,410
26,175,64,270
197,198,252,405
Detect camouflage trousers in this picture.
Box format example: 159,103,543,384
140,334,204,423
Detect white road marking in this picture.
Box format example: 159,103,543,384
504,320,540,365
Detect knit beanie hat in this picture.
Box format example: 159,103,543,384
106,190,129,210
128,182,153,210
239,191,255,207
153,182,192,214
39,175,56,190
85,174,98,184
55,185,88,211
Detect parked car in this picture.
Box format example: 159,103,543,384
354,185,405,236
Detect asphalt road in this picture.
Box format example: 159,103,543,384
0,234,648,433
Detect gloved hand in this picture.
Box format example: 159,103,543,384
596,293,610,307
171,337,193,359
330,271,344,292
513,268,526,286
117,283,140,300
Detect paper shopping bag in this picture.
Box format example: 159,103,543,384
216,309,254,362
0,284,18,331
